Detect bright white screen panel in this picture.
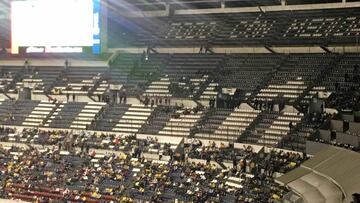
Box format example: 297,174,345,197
11,0,94,53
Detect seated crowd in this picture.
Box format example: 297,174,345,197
186,140,306,174
0,127,305,202
0,128,173,156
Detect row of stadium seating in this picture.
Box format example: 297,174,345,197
113,53,358,105
2,53,359,104
0,98,310,148
195,108,261,141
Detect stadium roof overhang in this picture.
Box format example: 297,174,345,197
277,146,360,203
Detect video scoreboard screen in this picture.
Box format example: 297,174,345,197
10,0,101,54
0,1,11,49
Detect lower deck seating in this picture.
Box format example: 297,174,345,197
94,104,131,131
165,54,224,80
0,141,299,203
140,106,177,134
196,108,233,136
33,67,63,90
70,102,106,129
0,99,13,124
0,100,40,126
257,79,308,101
111,104,156,135
250,111,304,146
0,67,24,93
158,110,204,137
143,76,172,97
93,81,110,96
256,54,335,103
195,107,260,141
109,54,169,96
46,102,88,129
21,100,57,127
218,54,282,97
52,66,107,96
109,54,139,85
305,54,360,103
200,82,219,101
17,67,63,93
2,53,360,146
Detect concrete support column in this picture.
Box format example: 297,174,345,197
342,0,346,3
281,0,286,6
165,3,171,16
221,0,225,9
100,0,108,53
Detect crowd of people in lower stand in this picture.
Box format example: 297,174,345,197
0,127,307,202
185,140,307,175
0,128,174,157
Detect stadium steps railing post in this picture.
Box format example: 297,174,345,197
2,92,13,100
42,100,61,126
239,111,264,143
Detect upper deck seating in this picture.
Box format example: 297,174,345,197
108,8,360,47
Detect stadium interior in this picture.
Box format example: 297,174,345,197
0,0,360,202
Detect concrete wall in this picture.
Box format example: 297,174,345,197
121,10,168,18
110,46,360,54
336,132,360,147
0,94,16,100
187,138,230,147
306,141,331,155
330,119,343,132
319,129,331,141
31,93,143,105
329,119,360,134
171,98,198,108
341,114,354,122
349,122,360,133
0,59,108,67
234,142,263,153
136,134,183,145
318,129,360,147
328,46,360,53
264,146,303,157
119,1,360,17
282,105,299,113
0,199,26,203
175,2,360,15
